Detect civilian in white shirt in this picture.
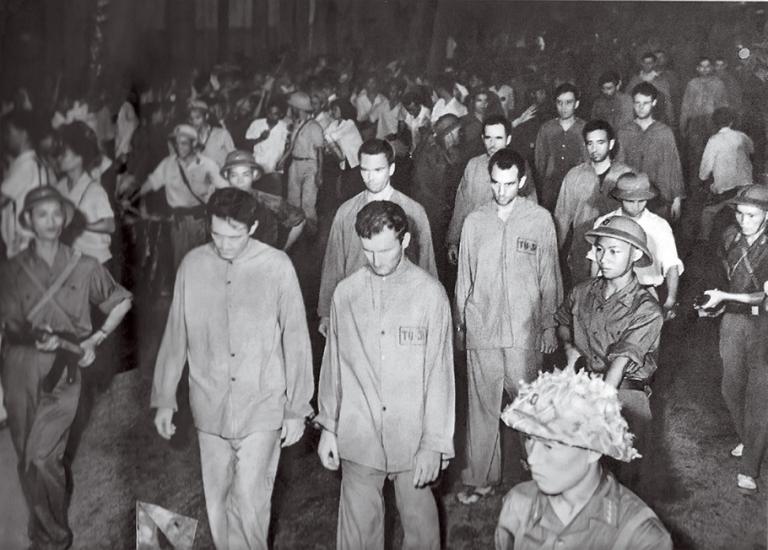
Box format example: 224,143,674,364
430,75,468,125
588,173,683,320
402,92,432,153
325,100,364,201
55,122,115,266
370,79,407,140
699,106,754,240
245,101,290,195
1,110,55,259
353,76,386,123
188,99,235,168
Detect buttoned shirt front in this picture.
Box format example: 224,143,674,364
534,118,588,209
150,240,314,438
699,127,754,194
456,199,562,350
555,277,662,381
680,76,728,131
554,161,633,283
146,153,226,209
590,92,634,133
617,120,685,203
317,188,437,318
589,209,684,288
495,472,672,550
0,242,131,341
317,259,455,472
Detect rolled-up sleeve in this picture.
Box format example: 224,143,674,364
606,302,662,376
88,263,132,314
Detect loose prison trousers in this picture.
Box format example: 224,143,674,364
287,159,318,225
462,347,542,488
719,313,768,478
197,429,281,550
2,347,81,550
171,214,207,272
338,459,440,550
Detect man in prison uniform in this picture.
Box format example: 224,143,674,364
151,188,314,548
455,148,562,504
317,139,436,338
317,200,454,550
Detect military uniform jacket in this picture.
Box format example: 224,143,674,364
495,472,672,550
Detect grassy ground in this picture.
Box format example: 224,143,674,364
57,235,766,549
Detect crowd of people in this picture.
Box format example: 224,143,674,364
1,29,767,549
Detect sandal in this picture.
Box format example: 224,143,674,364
456,485,494,505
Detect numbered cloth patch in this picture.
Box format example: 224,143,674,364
516,238,538,254
398,326,427,345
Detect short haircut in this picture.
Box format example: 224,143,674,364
358,138,395,164
207,187,261,228
482,114,511,137
598,70,621,87
554,82,579,101
3,109,40,143
640,52,657,62
699,56,713,65
712,106,736,129
488,148,526,178
330,98,356,121
631,82,658,101
355,200,409,242
58,121,102,173
488,148,532,196
267,98,287,116
582,119,615,143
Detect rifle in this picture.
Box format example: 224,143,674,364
7,325,83,391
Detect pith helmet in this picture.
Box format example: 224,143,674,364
585,215,653,268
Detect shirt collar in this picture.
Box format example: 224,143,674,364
365,185,395,203
532,470,621,533
589,275,642,309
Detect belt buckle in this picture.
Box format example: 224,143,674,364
751,306,760,316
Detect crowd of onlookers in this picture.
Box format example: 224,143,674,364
2,19,768,548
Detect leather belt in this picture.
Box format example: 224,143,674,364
724,304,761,316
291,156,316,161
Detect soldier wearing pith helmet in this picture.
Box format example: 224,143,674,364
698,184,768,492
556,216,663,489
